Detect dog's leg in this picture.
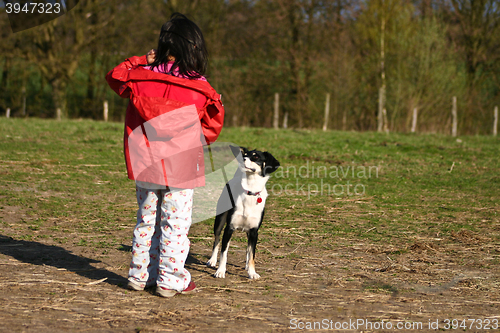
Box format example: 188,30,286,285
246,227,260,279
214,223,234,278
207,212,227,268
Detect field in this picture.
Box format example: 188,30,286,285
0,118,499,332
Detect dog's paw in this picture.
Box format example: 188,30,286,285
214,269,226,278
206,258,217,268
248,272,261,280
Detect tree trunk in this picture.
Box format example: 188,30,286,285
87,49,96,101
493,106,498,136
342,109,347,131
378,17,386,132
0,57,10,110
273,93,279,129
85,49,97,118
1,57,9,90
52,77,68,119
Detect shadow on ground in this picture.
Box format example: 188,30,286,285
0,234,128,287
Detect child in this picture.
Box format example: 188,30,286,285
106,13,224,297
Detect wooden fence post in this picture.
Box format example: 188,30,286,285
452,96,457,137
382,108,389,133
103,100,109,122
378,88,385,132
411,107,418,133
273,93,279,129
283,112,289,129
322,93,330,131
494,106,498,136
6,108,10,118
56,108,61,121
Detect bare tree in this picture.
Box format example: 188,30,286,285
449,0,500,90
19,0,113,118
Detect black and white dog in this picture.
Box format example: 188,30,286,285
207,146,280,279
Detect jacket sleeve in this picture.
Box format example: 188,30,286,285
201,99,225,144
105,55,148,98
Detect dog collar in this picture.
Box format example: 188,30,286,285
245,190,263,204
245,190,261,196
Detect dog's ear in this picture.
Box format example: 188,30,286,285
230,145,246,158
262,152,280,176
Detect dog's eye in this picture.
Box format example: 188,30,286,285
250,154,259,162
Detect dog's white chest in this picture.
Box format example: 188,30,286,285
230,195,266,232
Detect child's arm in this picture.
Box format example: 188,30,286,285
201,98,225,144
105,54,149,98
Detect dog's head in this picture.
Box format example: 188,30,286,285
230,145,280,177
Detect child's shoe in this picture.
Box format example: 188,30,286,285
156,281,196,298
182,281,197,294
127,279,145,291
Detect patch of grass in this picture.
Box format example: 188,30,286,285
0,118,498,255
362,281,398,294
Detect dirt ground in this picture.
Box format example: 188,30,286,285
1,202,499,333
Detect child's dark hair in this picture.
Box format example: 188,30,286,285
149,13,208,79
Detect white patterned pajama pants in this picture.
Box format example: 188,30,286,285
128,186,194,292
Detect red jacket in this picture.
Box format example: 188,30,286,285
106,55,225,188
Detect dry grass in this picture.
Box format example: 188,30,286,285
0,119,499,332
